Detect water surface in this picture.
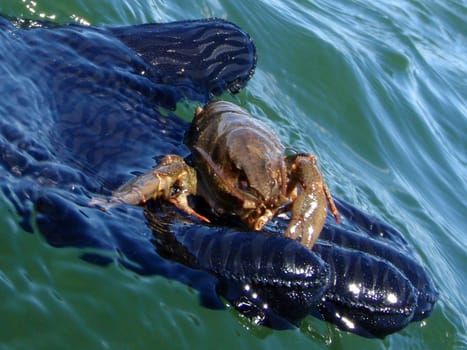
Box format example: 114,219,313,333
0,0,465,349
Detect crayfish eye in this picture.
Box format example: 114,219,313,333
238,171,249,190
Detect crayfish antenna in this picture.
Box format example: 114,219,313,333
88,197,120,212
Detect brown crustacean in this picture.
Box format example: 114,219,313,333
94,101,340,249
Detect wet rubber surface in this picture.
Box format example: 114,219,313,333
0,16,437,338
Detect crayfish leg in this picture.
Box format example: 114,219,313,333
322,181,341,224
168,194,210,223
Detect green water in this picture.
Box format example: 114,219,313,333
0,0,465,349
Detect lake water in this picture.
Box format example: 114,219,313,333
0,0,465,349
